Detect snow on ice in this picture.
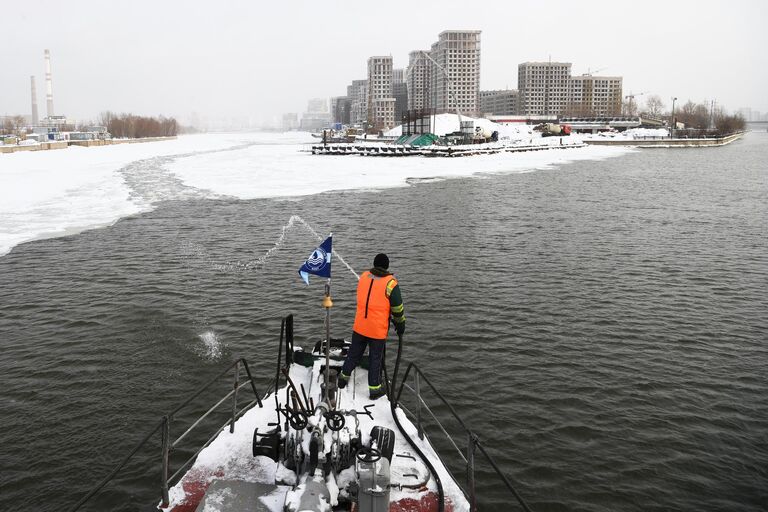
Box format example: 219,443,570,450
0,128,632,257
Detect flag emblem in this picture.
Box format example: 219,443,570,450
305,247,328,272
298,235,332,284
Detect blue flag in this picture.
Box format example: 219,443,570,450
298,235,332,285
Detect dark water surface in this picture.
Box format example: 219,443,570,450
1,133,767,511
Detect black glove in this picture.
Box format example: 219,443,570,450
395,321,405,337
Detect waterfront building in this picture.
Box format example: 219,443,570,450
392,68,408,124
406,50,431,111
429,30,481,116
281,113,299,131
566,75,623,116
737,107,765,122
367,56,396,131
347,79,368,126
330,96,351,125
299,98,330,132
480,89,518,116
517,61,572,116
40,115,69,128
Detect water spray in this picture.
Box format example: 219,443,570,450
180,215,359,279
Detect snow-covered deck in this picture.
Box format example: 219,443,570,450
162,352,469,512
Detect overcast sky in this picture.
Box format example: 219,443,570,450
1,0,766,125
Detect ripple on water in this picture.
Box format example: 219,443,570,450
1,135,767,511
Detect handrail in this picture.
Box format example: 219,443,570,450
395,362,534,512
68,317,532,511
67,357,265,512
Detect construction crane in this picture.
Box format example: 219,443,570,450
584,66,609,76
624,91,648,115
407,51,463,129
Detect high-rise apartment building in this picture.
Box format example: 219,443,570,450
567,75,623,116
406,50,431,111
392,68,408,123
347,79,368,126
480,90,518,115
517,61,572,116
367,56,396,131
330,96,351,125
429,30,481,116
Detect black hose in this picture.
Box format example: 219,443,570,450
387,333,445,512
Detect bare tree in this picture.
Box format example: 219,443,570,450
643,95,665,117
676,100,710,129
11,115,26,134
622,99,638,117
102,112,178,138
715,113,745,135
98,111,114,128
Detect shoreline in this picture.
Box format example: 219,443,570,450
584,131,744,148
0,136,178,154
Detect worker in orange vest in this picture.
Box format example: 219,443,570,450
338,253,405,400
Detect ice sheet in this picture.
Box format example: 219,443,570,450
168,138,631,200
0,131,631,257
0,133,271,256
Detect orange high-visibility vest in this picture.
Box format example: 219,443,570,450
353,271,397,339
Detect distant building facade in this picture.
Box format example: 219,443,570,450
480,90,518,115
737,107,767,122
517,61,572,116
392,68,408,124
429,30,481,116
567,75,623,116
347,79,368,126
518,61,624,117
330,96,351,125
406,50,431,111
367,56,396,131
300,98,330,131
282,113,299,131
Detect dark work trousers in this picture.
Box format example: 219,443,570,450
341,331,385,389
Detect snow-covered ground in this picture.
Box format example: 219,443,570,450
384,113,534,140
587,127,670,139
0,131,632,257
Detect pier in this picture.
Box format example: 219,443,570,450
311,141,586,157
584,132,744,148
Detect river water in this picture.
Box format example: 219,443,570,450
1,132,766,511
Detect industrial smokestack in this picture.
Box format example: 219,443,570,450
44,49,54,117
30,76,39,125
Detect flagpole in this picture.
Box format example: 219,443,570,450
321,232,333,406
323,278,332,405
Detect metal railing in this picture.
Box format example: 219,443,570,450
68,313,530,511
67,358,265,512
394,362,534,512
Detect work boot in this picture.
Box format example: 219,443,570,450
338,372,349,389
369,386,385,400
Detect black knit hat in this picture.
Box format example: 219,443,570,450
373,253,389,269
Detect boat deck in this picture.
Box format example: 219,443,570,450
162,354,469,512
